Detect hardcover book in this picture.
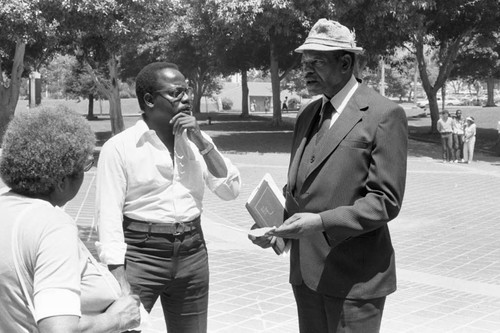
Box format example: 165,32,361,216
246,173,287,255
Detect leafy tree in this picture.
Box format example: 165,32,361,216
451,32,500,107
154,0,223,114
39,54,74,99
213,0,333,126
64,59,108,119
52,0,168,135
212,8,269,118
337,0,500,132
280,68,310,99
0,0,63,141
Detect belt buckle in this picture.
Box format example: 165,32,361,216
173,222,185,236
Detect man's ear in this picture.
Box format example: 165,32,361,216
53,176,66,194
144,93,154,107
341,54,353,72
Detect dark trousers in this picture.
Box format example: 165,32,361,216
124,224,209,333
453,134,464,159
293,283,386,333
440,133,453,161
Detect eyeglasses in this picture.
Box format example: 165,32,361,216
154,86,193,102
83,157,94,172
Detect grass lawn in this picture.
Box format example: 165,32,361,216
17,98,500,156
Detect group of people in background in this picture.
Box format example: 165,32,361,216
437,109,476,164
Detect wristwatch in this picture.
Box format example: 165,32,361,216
199,143,214,156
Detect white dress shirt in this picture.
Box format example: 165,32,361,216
321,75,359,128
96,119,240,265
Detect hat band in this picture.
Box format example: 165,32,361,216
304,36,358,48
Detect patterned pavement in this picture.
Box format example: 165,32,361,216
2,117,500,332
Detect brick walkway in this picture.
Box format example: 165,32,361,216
2,114,500,332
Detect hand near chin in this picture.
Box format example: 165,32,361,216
170,111,200,137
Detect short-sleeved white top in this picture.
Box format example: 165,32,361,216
0,191,81,332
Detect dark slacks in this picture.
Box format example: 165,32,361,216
293,283,386,333
453,133,464,159
124,224,209,333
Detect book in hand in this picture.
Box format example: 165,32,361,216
246,173,287,255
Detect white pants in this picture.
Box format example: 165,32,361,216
463,136,476,162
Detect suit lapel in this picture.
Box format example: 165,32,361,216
288,100,322,193
306,95,365,179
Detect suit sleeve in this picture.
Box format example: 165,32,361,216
320,105,408,240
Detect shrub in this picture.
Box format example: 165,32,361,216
288,97,300,110
119,90,132,99
222,97,233,110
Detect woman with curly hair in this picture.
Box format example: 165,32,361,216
0,106,140,333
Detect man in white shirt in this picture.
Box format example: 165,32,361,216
96,62,240,333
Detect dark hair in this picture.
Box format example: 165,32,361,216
135,62,179,111
0,105,95,196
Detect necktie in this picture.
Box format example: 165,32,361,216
316,101,334,143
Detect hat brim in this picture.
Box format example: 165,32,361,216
295,43,364,54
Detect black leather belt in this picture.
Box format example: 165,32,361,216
123,216,200,235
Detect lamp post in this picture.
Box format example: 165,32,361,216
29,72,41,108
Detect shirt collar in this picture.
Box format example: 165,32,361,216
133,119,192,153
322,75,359,114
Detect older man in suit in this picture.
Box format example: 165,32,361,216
251,19,407,332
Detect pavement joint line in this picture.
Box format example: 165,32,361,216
236,163,289,169
72,173,96,223
214,130,294,134
408,170,472,174
398,268,500,298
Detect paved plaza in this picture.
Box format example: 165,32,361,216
2,112,500,332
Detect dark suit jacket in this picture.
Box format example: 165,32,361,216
286,83,408,299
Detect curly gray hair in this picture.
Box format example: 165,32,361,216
0,105,95,196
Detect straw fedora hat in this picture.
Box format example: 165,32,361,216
295,18,364,54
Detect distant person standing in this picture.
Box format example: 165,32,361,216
463,116,476,163
282,96,288,112
437,110,453,163
452,109,465,162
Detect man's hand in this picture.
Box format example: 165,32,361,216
267,212,324,239
108,264,131,295
105,294,141,331
170,111,201,138
248,223,277,249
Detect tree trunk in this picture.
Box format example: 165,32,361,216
240,69,249,118
192,90,202,115
87,93,96,120
415,37,439,133
379,57,385,96
486,77,496,107
414,25,466,133
269,37,282,127
0,41,25,145
107,56,124,135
